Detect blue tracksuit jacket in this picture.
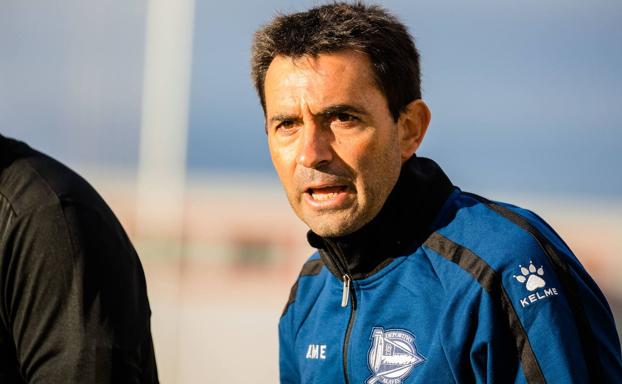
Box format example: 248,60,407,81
279,157,622,383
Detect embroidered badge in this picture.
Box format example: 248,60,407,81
367,327,425,384
513,261,546,291
513,261,559,308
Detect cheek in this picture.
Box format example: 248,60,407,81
348,132,393,174
269,142,297,190
339,131,377,167
355,132,401,191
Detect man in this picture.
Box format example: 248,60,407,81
251,2,622,383
0,134,158,383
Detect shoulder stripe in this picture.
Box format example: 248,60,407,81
424,232,545,383
281,259,324,317
300,258,324,276
466,193,603,382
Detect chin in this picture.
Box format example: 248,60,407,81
311,226,349,238
306,215,365,238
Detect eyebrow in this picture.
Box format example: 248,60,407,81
318,104,368,119
268,104,368,125
269,114,298,125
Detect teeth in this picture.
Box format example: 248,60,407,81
311,192,337,201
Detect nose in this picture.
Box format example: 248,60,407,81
296,118,333,169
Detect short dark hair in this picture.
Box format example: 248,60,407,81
251,1,421,121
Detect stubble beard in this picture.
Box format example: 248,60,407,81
294,166,400,238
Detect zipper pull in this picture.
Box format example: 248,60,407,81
341,274,351,307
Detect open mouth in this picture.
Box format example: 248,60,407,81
306,186,348,201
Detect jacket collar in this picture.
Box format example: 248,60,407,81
307,155,454,280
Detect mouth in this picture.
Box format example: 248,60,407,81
303,184,352,208
307,185,348,201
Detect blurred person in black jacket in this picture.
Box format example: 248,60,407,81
0,134,158,383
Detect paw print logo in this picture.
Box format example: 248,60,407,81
513,262,546,291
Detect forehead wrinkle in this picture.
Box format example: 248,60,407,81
266,51,382,120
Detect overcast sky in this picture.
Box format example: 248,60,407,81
1,0,621,197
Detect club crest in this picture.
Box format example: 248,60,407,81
367,327,425,384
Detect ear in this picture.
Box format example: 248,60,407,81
397,99,431,162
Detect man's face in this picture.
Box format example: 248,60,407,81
264,51,404,237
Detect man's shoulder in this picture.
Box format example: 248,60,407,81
298,253,326,278
0,136,130,260
426,190,574,278
280,252,328,318
0,136,110,219
421,190,587,326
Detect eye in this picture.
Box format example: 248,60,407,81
335,113,356,123
330,112,359,128
278,119,295,129
274,119,299,135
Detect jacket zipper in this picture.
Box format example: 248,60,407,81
323,240,357,384
341,274,351,307
342,277,357,384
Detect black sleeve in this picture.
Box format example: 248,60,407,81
0,202,158,384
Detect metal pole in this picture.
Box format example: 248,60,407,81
137,0,195,382
137,0,194,240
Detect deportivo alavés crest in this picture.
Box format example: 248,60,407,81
367,327,426,384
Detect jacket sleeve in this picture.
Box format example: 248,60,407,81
485,237,620,382
437,211,622,383
500,208,622,383
0,203,158,383
441,264,622,384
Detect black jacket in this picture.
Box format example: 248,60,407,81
0,135,158,383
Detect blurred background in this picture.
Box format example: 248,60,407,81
1,0,620,382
